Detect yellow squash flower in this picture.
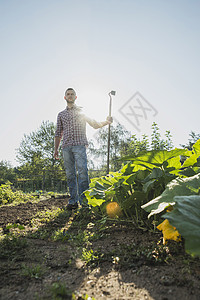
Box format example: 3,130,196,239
157,219,181,244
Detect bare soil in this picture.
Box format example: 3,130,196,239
0,198,200,300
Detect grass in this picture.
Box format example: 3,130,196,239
0,235,28,259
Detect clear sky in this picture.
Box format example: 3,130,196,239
1,0,200,166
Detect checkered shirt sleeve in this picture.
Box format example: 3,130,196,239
55,112,63,138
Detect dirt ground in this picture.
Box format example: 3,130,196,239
0,198,200,300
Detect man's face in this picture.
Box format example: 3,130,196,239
64,90,77,103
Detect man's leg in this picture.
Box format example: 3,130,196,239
63,146,79,205
73,145,89,205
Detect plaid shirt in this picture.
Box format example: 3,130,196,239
55,105,99,148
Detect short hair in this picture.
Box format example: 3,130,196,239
65,88,76,95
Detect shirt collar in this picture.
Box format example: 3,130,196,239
66,104,77,111
66,105,83,111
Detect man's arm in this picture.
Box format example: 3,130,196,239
54,136,62,159
85,116,113,129
54,113,63,159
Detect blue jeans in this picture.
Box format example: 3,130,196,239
63,145,89,205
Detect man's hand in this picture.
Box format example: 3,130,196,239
54,150,59,160
106,116,113,124
85,116,113,129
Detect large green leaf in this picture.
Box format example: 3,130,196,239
84,190,105,207
120,149,188,171
193,139,200,153
163,195,200,256
143,179,156,193
182,139,200,168
178,167,198,177
182,154,199,168
122,191,146,211
141,173,200,217
120,163,134,175
89,188,105,197
93,181,109,191
165,156,182,170
144,168,163,180
88,197,105,207
132,164,148,172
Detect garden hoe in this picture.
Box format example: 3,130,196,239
107,90,116,174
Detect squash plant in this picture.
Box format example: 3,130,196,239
85,140,200,256
142,140,200,256
85,148,189,224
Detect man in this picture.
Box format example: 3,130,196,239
54,88,113,210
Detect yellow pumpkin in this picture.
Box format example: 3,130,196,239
106,202,122,218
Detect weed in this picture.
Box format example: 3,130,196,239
31,228,52,240
77,295,96,300
67,231,91,248
2,223,26,236
51,229,70,242
21,263,46,279
81,248,98,263
31,208,62,227
50,281,73,299
6,223,25,230
47,282,96,300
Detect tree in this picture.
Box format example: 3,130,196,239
125,134,150,157
151,122,173,150
17,121,56,165
0,160,16,184
16,121,66,191
88,123,132,172
181,131,200,150
164,130,174,150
